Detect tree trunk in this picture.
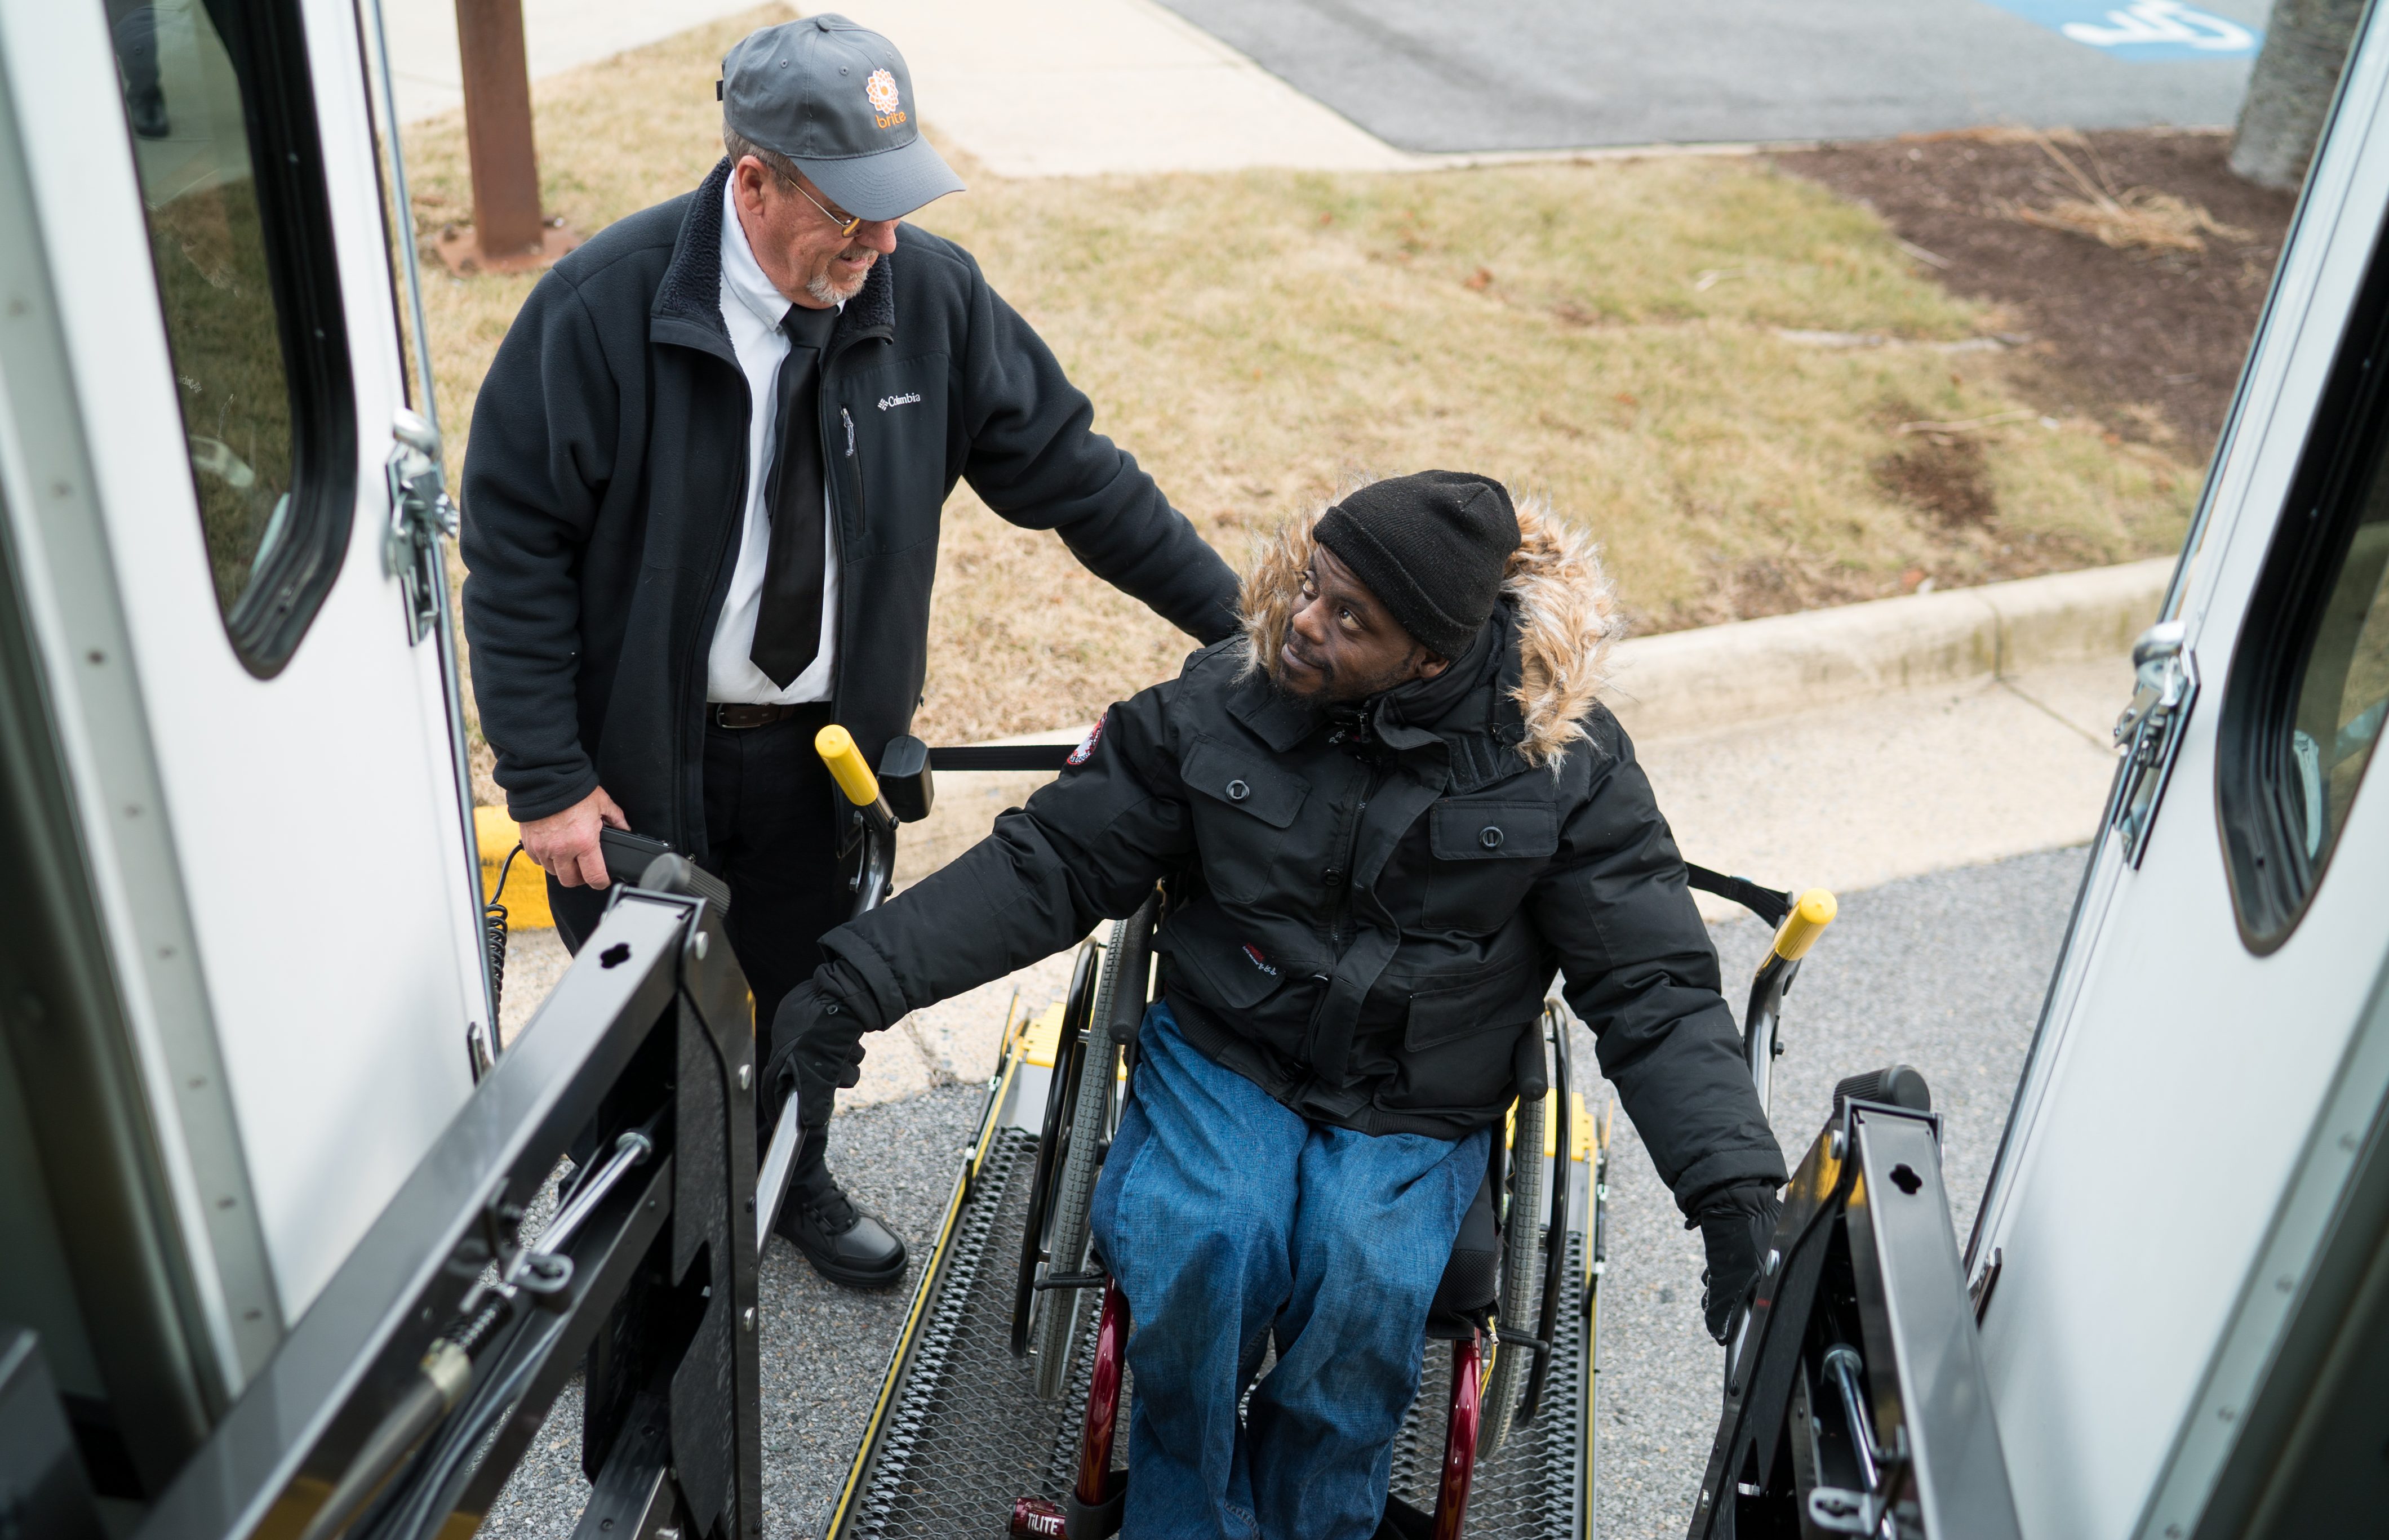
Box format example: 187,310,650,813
2231,0,2368,190
455,0,544,258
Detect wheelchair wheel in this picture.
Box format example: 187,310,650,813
1478,1030,1552,1461
1031,907,1143,1399
1013,938,1100,1359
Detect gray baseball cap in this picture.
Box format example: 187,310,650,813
720,15,963,221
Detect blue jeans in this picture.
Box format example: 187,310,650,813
1090,1004,1490,1540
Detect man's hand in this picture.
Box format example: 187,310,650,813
1694,1183,1784,1343
519,785,629,889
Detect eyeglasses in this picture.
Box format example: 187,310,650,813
782,175,863,238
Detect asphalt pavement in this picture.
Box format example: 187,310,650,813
482,844,2082,1539
1153,0,2266,150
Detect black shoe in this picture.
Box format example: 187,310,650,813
128,88,168,139
774,1182,908,1289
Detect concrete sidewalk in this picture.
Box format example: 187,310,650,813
819,0,1415,174
380,0,770,121
380,0,1412,174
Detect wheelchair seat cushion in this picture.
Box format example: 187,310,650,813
1425,1165,1499,1338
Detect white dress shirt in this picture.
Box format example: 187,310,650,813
707,179,841,704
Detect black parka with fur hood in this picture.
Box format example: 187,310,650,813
815,505,1786,1215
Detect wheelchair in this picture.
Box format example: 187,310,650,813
783,723,1835,1539
1004,867,1829,1540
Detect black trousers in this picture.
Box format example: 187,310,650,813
549,707,856,1189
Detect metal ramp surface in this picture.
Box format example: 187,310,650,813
823,1029,1605,1540
827,1129,1125,1539
1387,1232,1591,1534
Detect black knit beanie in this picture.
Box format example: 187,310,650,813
1313,471,1521,660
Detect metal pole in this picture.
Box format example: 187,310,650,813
453,0,543,261
361,0,439,426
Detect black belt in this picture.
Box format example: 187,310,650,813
708,701,830,730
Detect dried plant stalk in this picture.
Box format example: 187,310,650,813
2005,130,2252,254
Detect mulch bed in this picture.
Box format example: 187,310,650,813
1774,128,2296,454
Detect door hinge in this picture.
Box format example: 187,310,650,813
2108,619,2197,866
386,408,459,645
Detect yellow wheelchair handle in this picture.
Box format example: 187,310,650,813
816,725,882,808
1769,889,1837,963
814,724,897,916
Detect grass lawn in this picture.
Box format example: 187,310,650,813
409,5,2196,789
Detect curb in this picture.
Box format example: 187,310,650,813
1597,557,2170,741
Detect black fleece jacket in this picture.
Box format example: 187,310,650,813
461,160,1241,851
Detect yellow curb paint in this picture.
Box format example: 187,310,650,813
474,805,553,929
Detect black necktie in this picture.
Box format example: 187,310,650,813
750,305,837,688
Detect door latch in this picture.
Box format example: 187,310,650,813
2109,619,2197,866
386,408,459,645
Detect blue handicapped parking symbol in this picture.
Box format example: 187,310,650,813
1978,0,2263,60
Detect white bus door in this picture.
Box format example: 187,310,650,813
0,0,489,1401
1966,20,2389,1536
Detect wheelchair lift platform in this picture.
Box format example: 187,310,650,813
818,1000,1610,1540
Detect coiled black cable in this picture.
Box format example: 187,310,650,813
483,843,525,1025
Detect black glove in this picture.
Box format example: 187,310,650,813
1692,1183,1783,1344
761,965,876,1124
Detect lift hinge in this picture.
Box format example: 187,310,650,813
2109,619,2197,867
386,408,459,646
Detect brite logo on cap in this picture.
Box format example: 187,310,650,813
865,67,902,125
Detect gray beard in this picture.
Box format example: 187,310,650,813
807,265,865,306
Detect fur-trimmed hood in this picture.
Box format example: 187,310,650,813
1237,494,1619,768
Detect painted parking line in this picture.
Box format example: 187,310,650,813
1978,0,2262,60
